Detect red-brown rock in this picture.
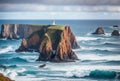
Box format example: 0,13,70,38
0,73,14,81
16,25,79,62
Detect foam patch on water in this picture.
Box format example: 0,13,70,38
81,46,117,51
65,69,119,79
76,37,99,41
105,33,111,37
0,46,13,54
21,56,38,62
65,70,90,78
0,38,7,40
0,68,26,80
15,76,45,81
77,54,120,61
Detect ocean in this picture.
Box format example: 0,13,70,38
0,20,120,81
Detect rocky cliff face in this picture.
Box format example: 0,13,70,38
0,24,28,39
16,25,79,62
52,26,78,62
0,24,49,39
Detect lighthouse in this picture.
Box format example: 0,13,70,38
52,20,56,25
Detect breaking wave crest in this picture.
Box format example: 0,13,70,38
65,70,120,79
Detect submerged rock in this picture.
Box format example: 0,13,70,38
92,27,105,34
0,73,14,81
16,25,79,62
111,30,120,36
113,25,119,28
39,64,46,68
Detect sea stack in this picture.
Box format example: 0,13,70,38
92,27,105,34
16,25,80,62
111,30,120,36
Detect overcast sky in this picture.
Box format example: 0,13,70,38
0,0,120,19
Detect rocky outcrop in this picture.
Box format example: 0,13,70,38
92,27,105,34
113,25,119,28
111,30,120,36
52,26,78,62
0,73,14,81
38,33,53,61
16,25,79,62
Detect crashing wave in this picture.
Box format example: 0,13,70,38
0,46,13,54
65,70,120,79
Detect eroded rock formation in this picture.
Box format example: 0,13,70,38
111,30,120,36
16,25,79,62
92,27,105,34
0,24,49,39
0,73,14,81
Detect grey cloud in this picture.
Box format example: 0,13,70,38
0,0,120,5
0,4,120,12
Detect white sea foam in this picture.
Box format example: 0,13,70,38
76,36,98,41
0,69,17,80
76,36,105,41
21,56,38,62
0,46,13,54
65,70,90,78
47,61,120,72
0,38,7,40
104,33,111,37
0,68,26,80
15,76,45,81
77,54,120,61
81,46,117,51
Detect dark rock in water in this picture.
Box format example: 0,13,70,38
0,73,14,81
111,30,120,36
92,27,105,34
0,65,7,70
39,64,46,68
16,25,79,62
113,25,119,27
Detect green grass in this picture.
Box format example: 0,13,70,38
31,24,64,31
48,25,64,30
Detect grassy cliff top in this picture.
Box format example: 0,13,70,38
48,25,64,30
31,24,64,30
28,25,64,39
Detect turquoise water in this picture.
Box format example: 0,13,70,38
0,20,120,81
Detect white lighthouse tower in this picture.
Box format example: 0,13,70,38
52,20,56,25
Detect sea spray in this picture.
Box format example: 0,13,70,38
65,70,90,78
65,70,120,79
0,67,26,80
0,46,12,54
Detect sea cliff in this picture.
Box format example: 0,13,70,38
15,25,80,62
